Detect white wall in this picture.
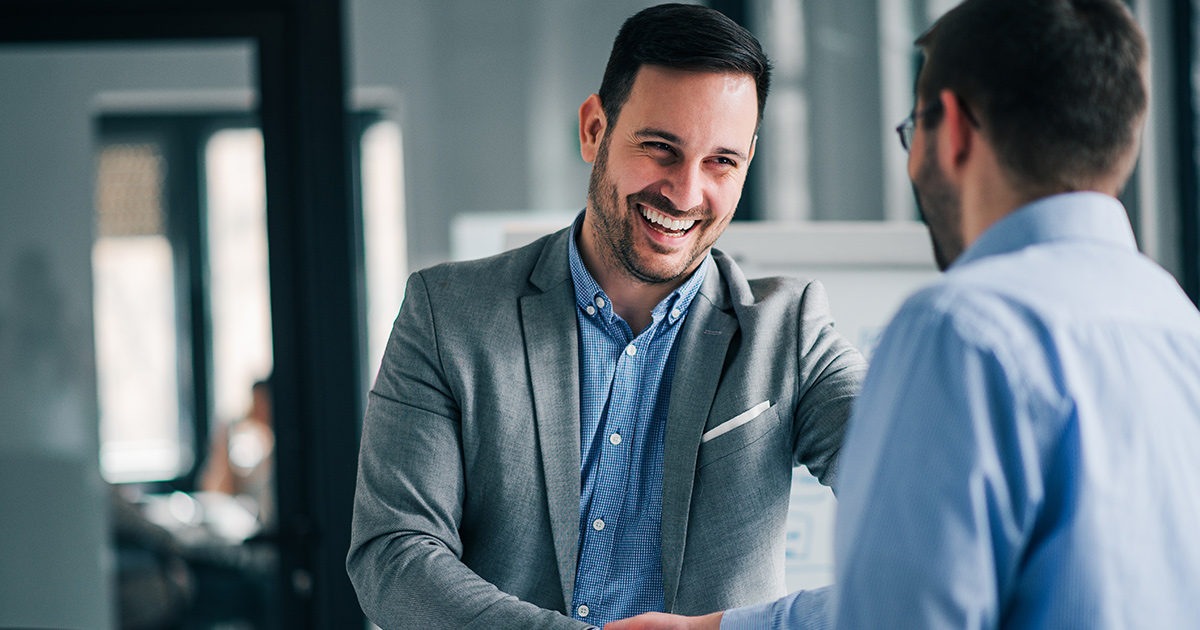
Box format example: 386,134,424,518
0,41,253,630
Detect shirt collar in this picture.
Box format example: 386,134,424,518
567,210,709,328
952,191,1138,269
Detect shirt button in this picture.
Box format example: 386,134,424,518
578,604,590,618
625,344,637,356
585,305,596,315
609,432,621,446
670,308,681,319
592,518,605,531
594,296,606,309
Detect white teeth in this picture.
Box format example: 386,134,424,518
640,206,696,233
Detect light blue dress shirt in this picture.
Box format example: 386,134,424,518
724,192,1200,629
567,219,709,628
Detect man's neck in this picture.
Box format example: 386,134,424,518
960,148,1044,250
602,277,680,338
587,256,690,337
576,226,693,337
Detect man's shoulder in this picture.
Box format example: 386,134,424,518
891,270,1029,344
414,227,568,296
929,242,1196,336
710,248,822,307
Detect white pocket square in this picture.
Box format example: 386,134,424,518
701,400,771,444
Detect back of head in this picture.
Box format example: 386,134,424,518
598,3,771,129
917,0,1147,194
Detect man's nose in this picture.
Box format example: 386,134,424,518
660,162,704,212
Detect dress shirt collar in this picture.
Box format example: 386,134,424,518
952,191,1137,270
567,211,709,329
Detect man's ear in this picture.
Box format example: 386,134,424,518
936,88,975,178
579,94,607,164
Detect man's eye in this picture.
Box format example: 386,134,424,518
711,156,737,168
645,142,673,154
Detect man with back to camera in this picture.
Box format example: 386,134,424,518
346,4,867,630
610,0,1200,628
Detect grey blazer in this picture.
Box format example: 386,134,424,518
347,227,866,629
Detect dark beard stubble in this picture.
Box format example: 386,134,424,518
585,134,717,285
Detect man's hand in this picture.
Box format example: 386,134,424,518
604,611,723,630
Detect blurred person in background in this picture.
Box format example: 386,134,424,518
201,377,275,531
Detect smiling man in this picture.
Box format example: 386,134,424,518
346,5,866,629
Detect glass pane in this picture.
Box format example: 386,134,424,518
93,142,184,483
361,119,408,384
205,128,273,426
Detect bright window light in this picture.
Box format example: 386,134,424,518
361,119,407,384
93,142,184,483
205,128,273,425
94,235,181,482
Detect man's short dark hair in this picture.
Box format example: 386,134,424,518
598,3,771,130
917,0,1147,192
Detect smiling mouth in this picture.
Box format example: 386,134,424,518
639,205,697,237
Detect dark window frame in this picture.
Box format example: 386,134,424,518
0,2,366,627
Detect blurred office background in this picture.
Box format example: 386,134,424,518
0,1,1194,629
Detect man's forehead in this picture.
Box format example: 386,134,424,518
618,66,759,147
628,64,756,99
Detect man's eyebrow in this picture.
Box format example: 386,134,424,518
633,127,748,161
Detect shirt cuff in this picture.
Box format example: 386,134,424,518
719,587,832,630
720,598,777,630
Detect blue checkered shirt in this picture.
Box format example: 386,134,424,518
566,221,709,628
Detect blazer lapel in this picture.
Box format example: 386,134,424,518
520,228,582,609
661,257,737,611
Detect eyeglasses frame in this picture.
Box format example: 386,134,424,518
895,95,980,153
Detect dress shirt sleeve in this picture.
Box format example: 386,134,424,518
720,586,832,630
829,294,1043,630
346,272,590,630
790,280,870,489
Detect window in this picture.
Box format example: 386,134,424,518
358,118,408,385
205,128,273,426
93,110,404,485
93,113,269,486
94,142,183,482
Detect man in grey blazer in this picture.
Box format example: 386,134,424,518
347,5,867,629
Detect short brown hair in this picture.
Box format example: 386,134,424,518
917,0,1147,192
598,3,772,130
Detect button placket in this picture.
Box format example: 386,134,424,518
575,343,631,620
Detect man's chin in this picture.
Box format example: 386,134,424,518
622,255,693,285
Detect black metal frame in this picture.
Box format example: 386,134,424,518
0,1,365,628
1175,0,1200,305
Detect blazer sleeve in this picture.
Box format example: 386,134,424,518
790,280,869,491
346,272,590,630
